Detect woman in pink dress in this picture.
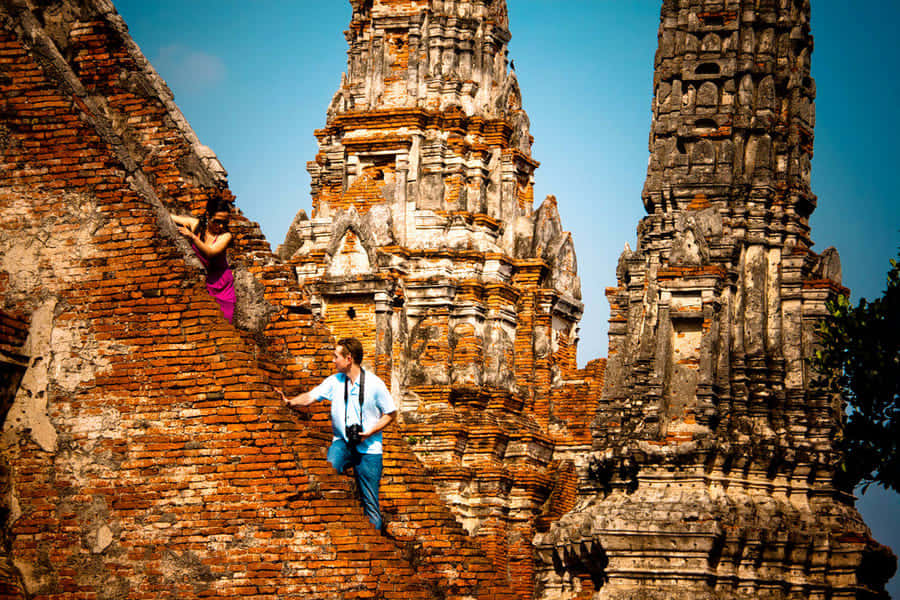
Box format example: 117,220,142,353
170,196,237,323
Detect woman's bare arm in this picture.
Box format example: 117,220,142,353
187,230,233,259
170,213,199,230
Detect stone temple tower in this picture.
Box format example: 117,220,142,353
279,0,581,392
535,1,896,599
279,0,585,592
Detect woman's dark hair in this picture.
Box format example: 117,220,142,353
196,193,233,234
206,195,232,216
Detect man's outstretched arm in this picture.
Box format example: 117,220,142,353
279,390,317,408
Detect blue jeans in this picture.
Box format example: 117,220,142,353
327,439,383,530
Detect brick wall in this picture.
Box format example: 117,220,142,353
0,3,519,598
322,295,377,366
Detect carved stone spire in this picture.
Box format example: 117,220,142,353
535,1,896,598
279,3,583,594
643,0,817,246
281,0,580,385
605,0,826,460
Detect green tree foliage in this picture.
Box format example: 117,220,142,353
814,253,900,493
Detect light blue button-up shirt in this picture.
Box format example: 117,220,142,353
309,368,396,455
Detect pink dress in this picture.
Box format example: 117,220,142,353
192,236,236,323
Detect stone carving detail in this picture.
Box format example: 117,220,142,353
534,2,895,599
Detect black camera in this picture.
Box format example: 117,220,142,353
346,424,363,446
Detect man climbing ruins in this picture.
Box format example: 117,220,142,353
280,337,396,531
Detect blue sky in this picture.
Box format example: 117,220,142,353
115,1,899,593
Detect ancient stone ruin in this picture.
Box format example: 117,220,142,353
0,0,894,599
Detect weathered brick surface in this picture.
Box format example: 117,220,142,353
0,308,28,599
0,1,519,598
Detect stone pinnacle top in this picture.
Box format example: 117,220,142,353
643,0,816,247
328,0,523,131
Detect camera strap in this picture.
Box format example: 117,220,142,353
343,368,366,431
